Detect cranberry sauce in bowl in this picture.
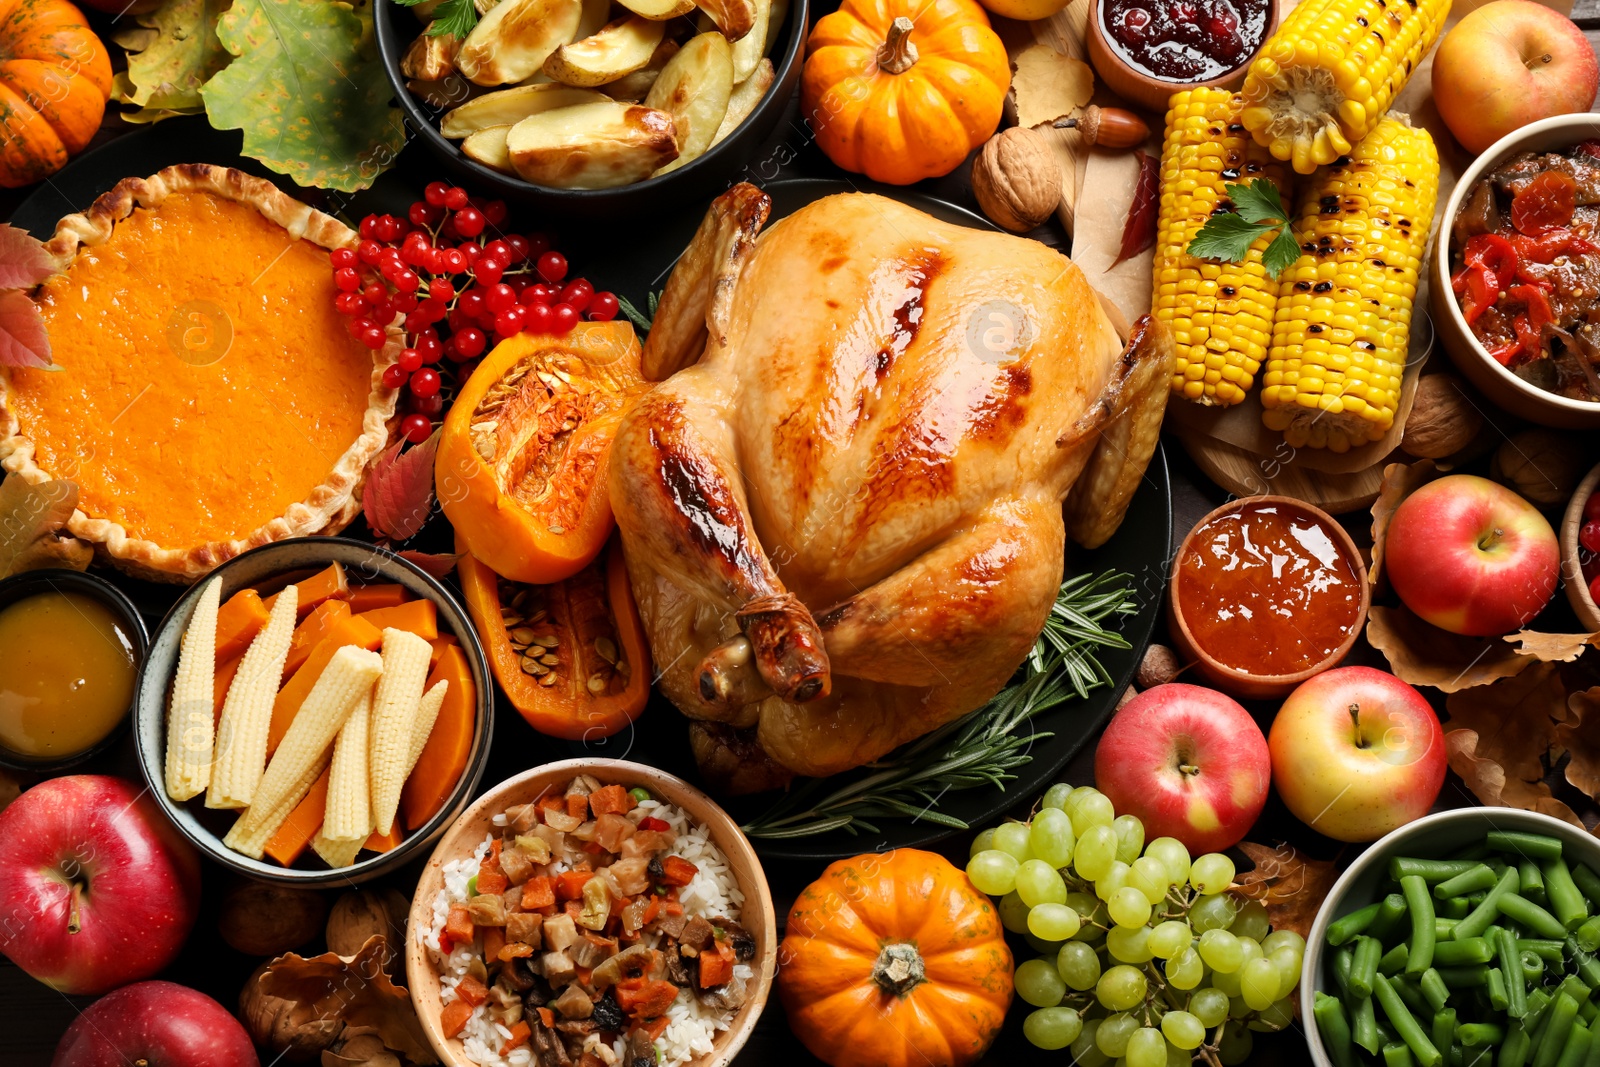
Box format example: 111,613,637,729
1101,0,1270,83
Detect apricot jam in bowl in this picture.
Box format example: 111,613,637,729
0,568,147,770
1168,497,1368,699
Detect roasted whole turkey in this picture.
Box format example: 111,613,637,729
608,183,1172,792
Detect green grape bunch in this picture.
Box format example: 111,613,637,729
966,784,1305,1066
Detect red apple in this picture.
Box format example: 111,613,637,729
1385,474,1558,636
51,981,258,1067
1269,667,1446,843
0,775,200,995
1094,683,1270,854
1432,0,1599,154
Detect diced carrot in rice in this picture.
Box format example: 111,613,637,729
522,876,555,911
588,784,632,816
440,1000,474,1038
456,973,489,1007
500,1021,530,1054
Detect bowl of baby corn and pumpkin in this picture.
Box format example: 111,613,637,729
134,538,495,885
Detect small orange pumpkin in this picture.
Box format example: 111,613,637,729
778,849,1014,1067
801,0,1010,186
0,0,112,189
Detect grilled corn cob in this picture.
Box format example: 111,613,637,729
1260,115,1438,452
1239,0,1449,175
165,577,221,801
207,586,299,810
1155,88,1289,407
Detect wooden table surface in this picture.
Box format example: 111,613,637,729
3,9,1599,1066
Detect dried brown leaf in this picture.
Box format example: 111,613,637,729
1012,44,1093,129
1369,458,1437,589
0,475,91,579
1443,663,1584,826
1559,688,1600,800
1509,631,1600,663
1445,729,1584,828
1367,605,1528,693
1230,841,1340,940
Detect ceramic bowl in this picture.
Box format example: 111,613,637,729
1561,460,1600,631
1167,496,1369,699
0,568,148,772
373,0,809,218
1301,807,1600,1067
1086,0,1278,114
1432,113,1600,429
406,758,776,1067
132,537,494,886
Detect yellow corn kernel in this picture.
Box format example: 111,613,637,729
403,680,451,783
1261,115,1438,452
206,586,299,810
368,628,434,836
322,689,374,843
1154,88,1288,408
310,828,365,869
164,577,222,802
1239,0,1450,174
222,644,384,859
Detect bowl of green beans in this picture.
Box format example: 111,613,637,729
1303,807,1600,1067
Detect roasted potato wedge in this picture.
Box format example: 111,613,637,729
506,101,679,188
456,0,583,85
711,57,772,145
403,31,460,81
462,125,516,173
615,0,695,19
646,31,733,174
543,16,665,87
696,0,766,82
693,0,755,40
441,84,608,138
602,38,678,101
765,0,787,52
575,0,611,40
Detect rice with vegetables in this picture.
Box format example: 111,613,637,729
422,775,753,1067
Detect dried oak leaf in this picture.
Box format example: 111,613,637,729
242,935,437,1064
1559,688,1600,800
0,475,92,579
1367,605,1528,692
1012,43,1093,129
1511,631,1600,663
112,0,232,119
1369,459,1437,589
363,431,439,542
1444,663,1583,826
1230,841,1340,940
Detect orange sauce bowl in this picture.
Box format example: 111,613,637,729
1167,496,1369,700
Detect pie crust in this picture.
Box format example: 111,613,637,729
0,164,401,581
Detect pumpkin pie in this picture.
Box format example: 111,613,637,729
0,164,400,581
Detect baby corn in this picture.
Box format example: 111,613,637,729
1240,0,1449,174
310,828,365,869
322,688,374,843
207,586,299,810
1260,115,1438,452
164,577,221,801
403,680,451,783
1155,88,1288,407
223,644,383,859
368,628,434,837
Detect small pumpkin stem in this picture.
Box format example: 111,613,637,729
871,942,927,996
877,17,919,75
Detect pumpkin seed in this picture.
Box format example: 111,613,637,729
586,674,607,694
539,673,559,687
594,636,617,664
540,653,560,667
526,608,548,623
509,627,539,645
548,525,566,535
533,634,559,648
520,656,548,676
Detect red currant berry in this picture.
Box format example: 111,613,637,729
380,259,402,282
536,251,568,282
357,239,382,265
454,326,487,358
413,392,445,417
484,200,508,226
475,258,504,286
362,325,388,350
458,290,487,319
398,347,424,373
560,279,593,311
430,278,456,302
444,187,470,211
393,292,419,314
483,240,512,262
460,241,483,262
360,281,384,303
335,291,365,315
351,316,377,335
334,267,361,292
442,248,469,274
409,367,442,398
417,297,449,323
522,283,555,305
506,274,530,295
425,181,451,207
526,233,551,258
359,215,380,240
495,306,527,336
485,283,517,313
410,202,441,228
588,292,619,321
331,247,357,270
373,215,402,243
551,302,578,333
523,301,553,333
382,363,409,389
401,413,433,443
369,300,395,325
1583,520,1600,556
395,270,420,293
506,234,531,262
417,333,443,363
454,206,486,237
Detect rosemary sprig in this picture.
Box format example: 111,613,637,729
741,570,1138,840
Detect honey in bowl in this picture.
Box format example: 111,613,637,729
0,590,138,760
1176,501,1363,677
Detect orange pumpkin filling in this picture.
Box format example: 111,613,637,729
9,191,374,547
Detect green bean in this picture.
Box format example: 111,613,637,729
1529,989,1555,1031
1524,862,1551,906
1335,945,1355,995
1467,891,1489,906
1316,991,1358,1067
1375,973,1444,1067
1438,965,1491,989
1545,858,1591,933
1387,1042,1419,1067
1406,874,1439,974
1502,893,1570,939
1489,832,1567,863
1582,1000,1599,1027
1576,917,1600,954
1352,934,1382,998
1434,1007,1458,1057
1568,935,1600,988
1433,938,1495,967
1396,975,1434,1020
1438,865,1499,899
1382,942,1412,976
1456,867,1522,941
1572,864,1600,910
1331,901,1386,946
1367,893,1410,943
1421,968,1451,1013
1459,1022,1506,1047
1535,994,1582,1067
1504,1022,1535,1067
1396,857,1496,882
1557,1024,1595,1067
1523,950,1548,984
1497,926,1530,1019
1555,976,1592,1009
1442,897,1473,920
1520,939,1568,962
1438,918,1462,939
1487,967,1510,1009
1355,991,1383,1054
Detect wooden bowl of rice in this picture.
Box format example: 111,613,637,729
406,758,777,1067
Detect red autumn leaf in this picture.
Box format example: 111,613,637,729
0,290,51,370
363,430,439,542
397,550,460,579
1109,150,1158,270
0,224,55,291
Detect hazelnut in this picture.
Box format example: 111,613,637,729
971,127,1061,233
1401,374,1483,459
1135,643,1182,689
1490,428,1589,507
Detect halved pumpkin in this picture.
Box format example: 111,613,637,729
437,322,646,583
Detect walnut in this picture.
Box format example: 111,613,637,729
1135,643,1182,689
218,879,327,958
402,30,458,82
971,127,1060,234
1490,429,1589,506
1401,374,1483,459
326,889,407,960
